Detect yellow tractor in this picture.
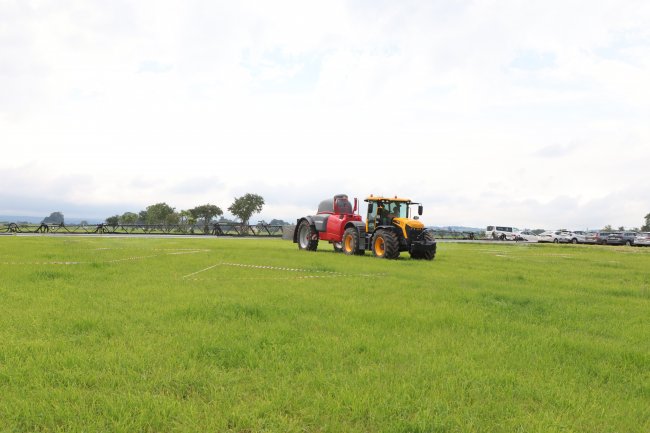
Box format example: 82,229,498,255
341,195,437,260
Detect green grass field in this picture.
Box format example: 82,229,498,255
0,236,648,432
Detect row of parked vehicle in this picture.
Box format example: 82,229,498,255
485,226,650,246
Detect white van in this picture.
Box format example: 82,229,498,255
485,226,519,240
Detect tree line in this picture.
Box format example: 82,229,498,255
33,209,650,233
104,193,266,233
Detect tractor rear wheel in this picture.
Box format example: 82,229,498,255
342,227,363,255
411,231,436,260
297,220,318,251
372,229,400,259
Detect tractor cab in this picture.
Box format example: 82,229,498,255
365,196,424,234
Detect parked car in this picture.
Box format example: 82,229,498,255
538,231,555,243
485,225,519,241
538,230,570,243
515,230,539,242
584,231,613,245
605,232,637,246
634,232,650,246
566,230,587,244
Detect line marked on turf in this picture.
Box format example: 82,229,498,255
0,248,209,266
182,263,222,279
181,261,384,280
185,275,346,282
0,261,81,265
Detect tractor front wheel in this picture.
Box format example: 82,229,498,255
297,220,319,251
372,229,400,259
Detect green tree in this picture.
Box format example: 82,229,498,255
105,215,119,226
119,212,138,224
164,212,180,226
179,210,194,224
642,213,650,231
228,194,265,228
43,212,64,225
190,204,223,233
603,224,613,231
145,203,176,225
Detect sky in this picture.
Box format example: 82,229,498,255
1,0,649,230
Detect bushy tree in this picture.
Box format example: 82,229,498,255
105,215,119,226
43,212,64,225
119,212,138,224
190,204,223,233
228,194,264,227
145,203,175,225
164,212,180,226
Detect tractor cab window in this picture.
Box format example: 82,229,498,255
388,202,407,218
376,201,404,226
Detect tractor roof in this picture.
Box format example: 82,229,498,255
364,195,412,203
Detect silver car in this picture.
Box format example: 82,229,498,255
566,231,587,244
634,232,650,246
515,230,539,242
538,230,569,243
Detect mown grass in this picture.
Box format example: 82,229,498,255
0,236,648,432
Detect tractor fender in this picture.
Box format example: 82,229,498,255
293,216,316,243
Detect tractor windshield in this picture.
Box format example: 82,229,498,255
387,201,408,218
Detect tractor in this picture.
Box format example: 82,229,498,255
293,194,436,260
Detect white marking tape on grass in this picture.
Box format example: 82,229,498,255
0,261,81,265
104,249,206,263
182,263,222,279
220,262,344,275
181,261,382,280
185,275,345,282
0,249,208,267
104,254,162,263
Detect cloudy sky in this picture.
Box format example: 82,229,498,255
1,0,649,229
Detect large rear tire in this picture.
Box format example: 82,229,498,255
372,229,400,259
297,220,318,251
342,227,364,255
411,231,436,260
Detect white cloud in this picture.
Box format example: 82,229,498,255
0,0,649,229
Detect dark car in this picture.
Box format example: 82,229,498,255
584,231,613,245
605,232,637,246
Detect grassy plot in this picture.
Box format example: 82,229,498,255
0,236,648,432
